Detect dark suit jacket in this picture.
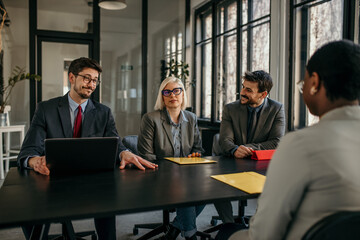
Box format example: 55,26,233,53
137,109,204,161
219,98,285,156
17,94,127,167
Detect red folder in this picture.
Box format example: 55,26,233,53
251,150,275,161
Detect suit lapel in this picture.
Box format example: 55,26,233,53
82,99,96,137
239,103,248,143
180,112,189,155
161,110,175,152
252,98,269,141
58,94,73,138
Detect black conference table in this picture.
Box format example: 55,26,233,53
0,156,269,238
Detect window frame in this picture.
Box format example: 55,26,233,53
288,0,358,131
193,0,271,126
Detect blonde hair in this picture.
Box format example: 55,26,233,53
154,77,187,111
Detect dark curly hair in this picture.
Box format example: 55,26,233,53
68,57,102,76
243,70,273,93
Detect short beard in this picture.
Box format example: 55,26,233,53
240,95,258,106
240,95,249,105
74,85,92,99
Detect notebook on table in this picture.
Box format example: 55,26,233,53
211,171,266,194
165,157,217,165
45,137,119,174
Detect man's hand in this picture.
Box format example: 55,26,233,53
234,145,253,159
119,151,158,171
28,156,50,175
187,152,202,158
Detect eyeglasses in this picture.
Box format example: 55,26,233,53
162,87,183,97
297,80,304,94
76,74,101,86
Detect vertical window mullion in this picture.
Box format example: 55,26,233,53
298,7,309,128
343,0,356,40
200,43,205,118
211,2,217,123
222,4,229,120
236,0,242,99
200,16,205,118
247,0,253,71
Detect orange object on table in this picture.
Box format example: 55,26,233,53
251,150,275,160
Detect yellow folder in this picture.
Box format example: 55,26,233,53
211,171,266,194
165,157,217,165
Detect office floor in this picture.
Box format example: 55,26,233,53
0,173,257,240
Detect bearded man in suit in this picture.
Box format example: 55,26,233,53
17,57,157,240
215,70,285,223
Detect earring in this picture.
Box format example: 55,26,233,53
310,87,318,95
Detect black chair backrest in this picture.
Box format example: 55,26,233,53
302,211,360,240
212,133,221,156
122,135,139,155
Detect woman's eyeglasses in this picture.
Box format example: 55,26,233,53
162,87,183,97
76,74,101,86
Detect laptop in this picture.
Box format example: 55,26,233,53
45,137,119,174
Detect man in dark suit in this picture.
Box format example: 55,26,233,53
215,70,285,223
17,57,157,240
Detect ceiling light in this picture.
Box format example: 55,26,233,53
98,0,127,10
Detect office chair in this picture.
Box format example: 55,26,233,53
122,135,173,239
302,211,360,240
38,220,97,240
205,134,250,233
123,136,213,240
122,135,139,155
211,133,222,157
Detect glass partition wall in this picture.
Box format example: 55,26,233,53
100,0,143,137
100,0,186,136
147,0,186,112
3,0,94,128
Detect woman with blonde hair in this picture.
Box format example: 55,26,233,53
138,77,204,239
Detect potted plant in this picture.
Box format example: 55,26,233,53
0,7,41,125
0,66,41,125
164,59,196,89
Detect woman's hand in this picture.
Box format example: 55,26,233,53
187,152,202,158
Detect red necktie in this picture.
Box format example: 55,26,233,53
73,105,82,138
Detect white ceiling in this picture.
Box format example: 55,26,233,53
3,0,183,22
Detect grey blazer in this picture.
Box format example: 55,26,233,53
138,109,204,161
219,98,285,156
17,93,127,167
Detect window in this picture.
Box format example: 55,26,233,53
165,33,183,64
194,0,270,123
216,1,237,120
290,0,357,130
195,6,212,119
358,1,360,43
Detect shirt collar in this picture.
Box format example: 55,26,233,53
247,97,266,113
68,94,88,112
164,108,188,126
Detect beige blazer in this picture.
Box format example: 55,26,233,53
138,109,204,161
230,106,360,240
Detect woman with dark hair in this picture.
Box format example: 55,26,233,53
217,40,360,240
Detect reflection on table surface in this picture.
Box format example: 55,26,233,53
0,156,269,229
